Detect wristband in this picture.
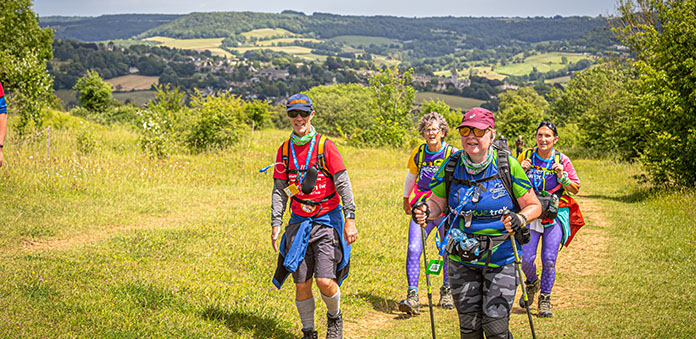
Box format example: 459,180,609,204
560,172,571,186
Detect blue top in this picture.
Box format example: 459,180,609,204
430,150,532,268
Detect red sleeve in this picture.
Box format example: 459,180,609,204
0,82,4,97
323,139,346,175
272,144,288,180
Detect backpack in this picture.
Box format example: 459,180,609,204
443,144,519,212
414,143,455,177
281,134,333,181
440,145,520,270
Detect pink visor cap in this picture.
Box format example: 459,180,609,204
457,107,495,130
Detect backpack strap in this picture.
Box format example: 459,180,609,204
281,139,291,179
415,143,427,177
316,134,333,181
444,151,463,200
496,150,521,212
444,144,454,159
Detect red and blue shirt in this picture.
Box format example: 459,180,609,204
273,135,346,217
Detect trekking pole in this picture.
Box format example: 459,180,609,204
421,226,437,339
510,236,537,339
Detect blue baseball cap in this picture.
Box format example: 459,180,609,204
286,93,313,112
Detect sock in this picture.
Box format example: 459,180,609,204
321,287,341,316
295,297,315,330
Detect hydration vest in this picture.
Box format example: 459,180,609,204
280,134,336,212
415,143,455,178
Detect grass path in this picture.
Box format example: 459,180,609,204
1,124,694,337
342,193,611,338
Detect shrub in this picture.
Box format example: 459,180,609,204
305,84,373,138
185,91,249,153
75,122,97,155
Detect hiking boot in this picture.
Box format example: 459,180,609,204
398,289,420,315
439,285,454,309
538,293,553,318
301,329,318,339
326,311,343,339
519,279,540,308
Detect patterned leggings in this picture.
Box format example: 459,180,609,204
520,219,562,294
406,216,449,288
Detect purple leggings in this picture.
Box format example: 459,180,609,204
406,217,449,289
521,219,562,294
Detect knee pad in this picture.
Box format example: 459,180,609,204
458,312,482,334
482,315,511,339
460,330,484,339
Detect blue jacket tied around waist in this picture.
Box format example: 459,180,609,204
272,206,351,289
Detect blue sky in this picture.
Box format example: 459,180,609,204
33,0,617,18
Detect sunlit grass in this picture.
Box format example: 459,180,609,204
0,113,694,337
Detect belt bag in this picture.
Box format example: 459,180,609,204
537,193,559,220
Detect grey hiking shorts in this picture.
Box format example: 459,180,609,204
285,222,342,284
449,261,517,318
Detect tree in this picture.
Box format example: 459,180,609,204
369,65,415,128
547,62,641,159
0,0,54,133
615,0,696,186
306,83,373,138
496,87,547,146
73,70,113,113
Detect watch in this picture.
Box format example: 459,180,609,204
345,212,355,220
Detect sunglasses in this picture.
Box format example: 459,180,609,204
458,127,489,137
287,110,311,118
536,121,558,136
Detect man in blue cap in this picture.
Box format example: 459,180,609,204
270,93,358,339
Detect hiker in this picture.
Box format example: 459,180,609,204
399,112,457,315
517,121,582,318
515,135,525,157
414,107,541,338
270,93,357,339
0,81,7,167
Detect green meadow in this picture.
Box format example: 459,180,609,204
329,35,397,47
0,112,694,338
241,28,295,39
496,52,593,76
415,92,485,111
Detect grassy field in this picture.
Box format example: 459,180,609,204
415,92,485,111
1,112,694,338
496,52,593,76
142,36,232,58
113,90,157,107
545,75,572,84
241,28,294,39
254,38,321,46
106,75,159,91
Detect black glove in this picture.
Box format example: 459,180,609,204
503,210,531,245
411,201,430,224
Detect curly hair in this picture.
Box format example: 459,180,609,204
418,112,449,137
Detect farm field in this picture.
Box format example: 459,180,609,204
113,90,157,106
254,38,321,46
415,92,485,111
545,75,572,84
142,36,232,58
1,115,694,338
106,75,159,91
241,28,295,39
496,52,593,76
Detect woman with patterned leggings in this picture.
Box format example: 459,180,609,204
398,112,457,315
518,121,581,318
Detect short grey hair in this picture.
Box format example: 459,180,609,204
418,112,449,137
